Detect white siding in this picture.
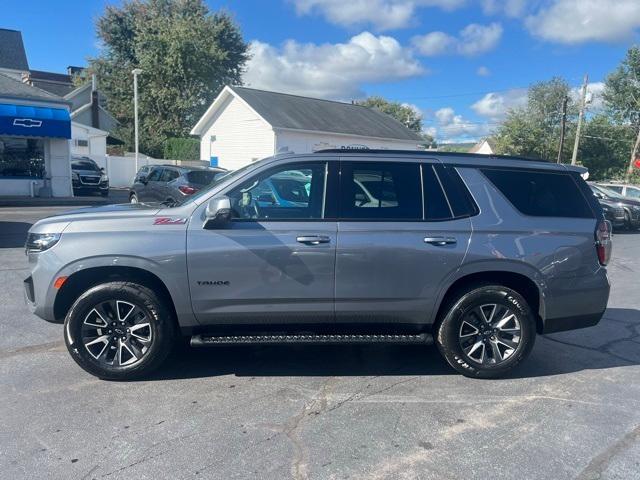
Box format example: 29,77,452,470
274,130,420,155
199,95,274,170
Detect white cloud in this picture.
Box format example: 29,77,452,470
290,0,466,31
426,107,492,142
412,23,503,56
243,32,425,99
481,0,528,17
471,88,528,119
476,66,491,76
525,0,640,44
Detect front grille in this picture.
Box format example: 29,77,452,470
80,175,100,185
613,206,625,219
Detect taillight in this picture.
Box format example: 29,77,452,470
178,185,198,195
595,219,612,266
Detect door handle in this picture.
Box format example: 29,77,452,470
297,235,331,245
424,236,457,246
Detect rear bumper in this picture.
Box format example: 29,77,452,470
542,268,610,334
542,311,605,334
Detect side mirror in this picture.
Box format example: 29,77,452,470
204,196,232,229
594,192,604,199
100,167,106,173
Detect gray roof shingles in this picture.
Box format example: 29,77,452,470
0,72,67,104
0,29,29,71
231,86,423,142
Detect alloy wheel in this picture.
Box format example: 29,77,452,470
458,303,521,366
81,300,152,367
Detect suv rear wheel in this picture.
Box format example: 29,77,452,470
64,282,176,380
436,284,536,379
129,193,138,204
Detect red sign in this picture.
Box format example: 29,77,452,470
635,158,640,169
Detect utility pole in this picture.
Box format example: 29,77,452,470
571,74,589,165
557,96,568,163
625,126,640,183
132,68,143,173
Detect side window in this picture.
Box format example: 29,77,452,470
227,162,327,220
434,165,479,218
626,186,640,199
481,168,593,218
147,168,163,182
160,169,179,182
340,162,422,220
421,165,453,220
606,185,623,194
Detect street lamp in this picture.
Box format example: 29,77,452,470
132,68,143,173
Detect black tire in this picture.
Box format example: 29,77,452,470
129,193,138,204
436,284,536,379
64,281,176,380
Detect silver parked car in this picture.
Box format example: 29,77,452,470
24,150,611,380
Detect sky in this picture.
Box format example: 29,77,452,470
2,0,639,143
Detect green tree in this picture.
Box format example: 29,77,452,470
493,77,577,162
579,115,635,180
602,45,640,181
88,0,249,157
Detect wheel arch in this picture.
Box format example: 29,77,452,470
54,266,178,324
433,270,544,334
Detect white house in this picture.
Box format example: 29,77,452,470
70,122,108,160
468,138,496,155
190,86,423,170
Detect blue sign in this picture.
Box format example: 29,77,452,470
210,156,219,167
0,103,71,139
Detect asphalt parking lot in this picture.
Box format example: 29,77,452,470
1,206,639,480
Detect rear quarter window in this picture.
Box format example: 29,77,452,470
187,170,219,185
481,168,594,218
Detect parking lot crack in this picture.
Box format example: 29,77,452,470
575,425,640,480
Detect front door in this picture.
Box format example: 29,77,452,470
187,160,338,325
335,160,472,324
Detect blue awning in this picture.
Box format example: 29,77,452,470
0,103,71,139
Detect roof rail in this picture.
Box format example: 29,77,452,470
314,148,548,163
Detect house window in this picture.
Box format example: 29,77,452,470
0,137,45,178
74,139,89,147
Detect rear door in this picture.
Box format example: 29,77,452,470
335,159,472,324
158,168,180,203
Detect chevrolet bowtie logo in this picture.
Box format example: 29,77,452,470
13,118,42,128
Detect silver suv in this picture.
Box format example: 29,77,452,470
24,150,612,380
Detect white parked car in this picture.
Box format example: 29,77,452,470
600,183,640,200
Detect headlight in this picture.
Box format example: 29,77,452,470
100,174,108,182
25,232,61,253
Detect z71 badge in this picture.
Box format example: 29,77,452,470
153,217,187,225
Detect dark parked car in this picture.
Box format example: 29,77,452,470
598,198,626,230
129,165,227,206
71,157,109,197
590,183,640,230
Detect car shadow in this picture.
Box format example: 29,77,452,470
0,221,32,248
146,307,640,382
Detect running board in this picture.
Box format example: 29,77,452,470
190,333,433,347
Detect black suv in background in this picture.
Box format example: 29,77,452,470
71,157,109,197
129,165,227,206
590,183,640,230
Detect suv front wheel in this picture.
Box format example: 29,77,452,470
436,284,536,379
64,281,176,380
